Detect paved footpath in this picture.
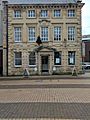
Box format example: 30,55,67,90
0,79,90,120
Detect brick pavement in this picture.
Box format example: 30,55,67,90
0,79,90,119
0,102,90,119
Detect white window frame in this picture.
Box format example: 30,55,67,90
14,10,21,18
28,27,36,42
68,9,75,17
54,26,61,41
14,52,22,67
68,51,75,65
29,52,36,66
27,10,35,18
54,10,61,17
14,27,22,42
68,26,75,41
41,27,48,42
40,10,48,18
54,52,61,65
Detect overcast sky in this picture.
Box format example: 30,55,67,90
82,0,90,35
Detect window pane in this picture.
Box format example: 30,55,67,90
54,27,61,41
14,10,21,18
29,52,36,65
28,10,35,17
68,10,75,17
41,27,48,41
68,26,75,41
54,52,61,65
54,10,61,17
68,51,75,65
28,27,35,41
14,52,22,66
15,59,22,65
14,27,21,42
41,10,48,17
15,52,21,58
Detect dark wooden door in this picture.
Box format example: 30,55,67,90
41,56,49,72
0,50,3,75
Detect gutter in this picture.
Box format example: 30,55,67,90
6,4,8,76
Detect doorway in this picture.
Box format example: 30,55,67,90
0,50,3,76
41,56,49,73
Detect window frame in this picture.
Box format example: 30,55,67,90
40,10,48,18
29,52,36,66
14,27,22,42
14,52,22,67
27,10,36,18
68,26,75,41
54,9,61,18
40,27,48,42
28,27,36,42
68,9,75,17
14,10,21,18
54,52,61,65
68,51,75,65
54,26,61,41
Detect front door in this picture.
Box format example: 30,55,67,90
41,56,49,73
0,50,3,76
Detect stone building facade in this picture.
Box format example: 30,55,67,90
3,0,84,76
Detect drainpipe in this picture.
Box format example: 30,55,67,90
6,3,8,76
3,1,8,76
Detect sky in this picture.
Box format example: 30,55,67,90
82,0,90,35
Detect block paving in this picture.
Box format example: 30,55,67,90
0,79,90,119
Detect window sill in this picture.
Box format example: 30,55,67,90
68,40,75,41
67,17,77,19
42,41,48,43
14,41,22,43
52,17,62,19
54,65,62,66
14,65,22,68
68,65,75,66
39,17,49,19
29,65,37,67
13,17,23,19
28,41,36,43
26,17,36,19
54,40,61,42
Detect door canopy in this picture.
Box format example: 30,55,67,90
33,45,57,52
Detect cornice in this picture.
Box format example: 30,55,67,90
8,4,83,9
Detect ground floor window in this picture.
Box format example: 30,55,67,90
68,51,75,65
14,52,22,66
29,52,36,66
54,52,61,65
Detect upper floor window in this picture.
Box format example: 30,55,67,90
28,27,36,42
41,27,48,41
54,26,61,41
41,10,48,18
14,52,22,66
14,10,21,18
28,10,35,18
68,26,75,41
54,10,61,17
54,52,61,65
68,10,75,17
14,27,22,42
68,51,75,65
29,52,36,66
